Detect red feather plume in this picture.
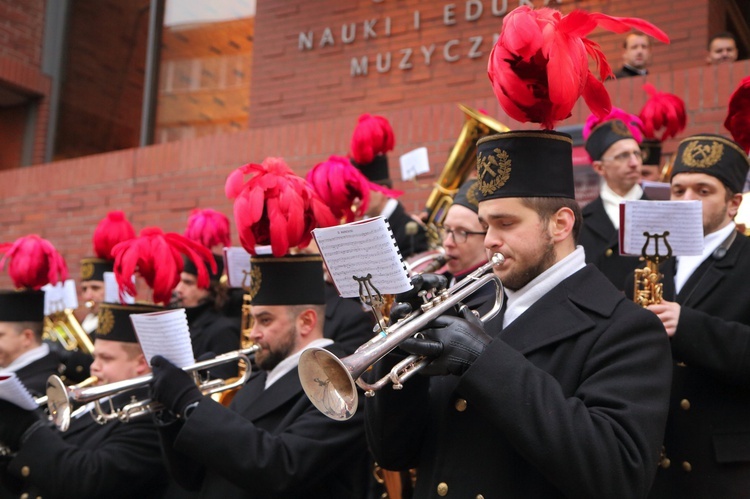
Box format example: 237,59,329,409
111,227,216,305
638,83,687,141
93,211,136,260
0,235,68,290
306,155,371,223
225,157,337,257
583,107,644,142
184,208,231,249
724,76,750,154
350,114,395,165
489,6,669,129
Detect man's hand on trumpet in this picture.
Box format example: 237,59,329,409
400,306,492,376
150,355,203,419
389,273,450,323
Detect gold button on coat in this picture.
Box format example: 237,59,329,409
605,248,614,257
680,399,691,410
437,482,448,496
21,466,30,477
476,495,485,499
20,493,29,499
660,458,671,469
455,398,467,412
682,461,692,472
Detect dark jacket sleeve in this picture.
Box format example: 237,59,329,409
6,420,164,499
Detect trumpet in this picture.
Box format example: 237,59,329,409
46,345,260,431
299,253,505,420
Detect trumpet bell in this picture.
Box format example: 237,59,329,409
298,348,358,421
47,375,72,432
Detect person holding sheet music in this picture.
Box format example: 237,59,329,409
639,134,750,497
150,254,370,498
0,303,168,499
579,115,650,291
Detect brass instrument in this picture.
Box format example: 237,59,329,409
405,249,448,276
45,345,260,431
633,231,672,307
35,375,98,408
298,253,505,421
43,308,95,355
423,105,510,246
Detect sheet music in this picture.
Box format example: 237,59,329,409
42,281,66,315
223,246,252,288
0,373,38,410
130,309,194,367
104,272,135,304
620,200,704,256
313,217,412,298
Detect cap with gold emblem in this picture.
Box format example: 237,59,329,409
476,131,575,201
451,179,480,213
670,134,750,194
640,138,662,167
246,254,325,306
94,303,163,342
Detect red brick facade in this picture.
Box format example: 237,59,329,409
0,0,746,290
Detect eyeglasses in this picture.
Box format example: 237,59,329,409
601,150,643,163
439,227,487,244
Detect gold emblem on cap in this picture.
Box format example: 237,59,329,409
97,307,115,336
80,262,94,280
244,266,262,301
466,182,480,207
641,145,651,163
477,148,512,196
611,120,631,137
681,140,724,169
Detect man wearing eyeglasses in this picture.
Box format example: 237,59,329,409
580,119,646,290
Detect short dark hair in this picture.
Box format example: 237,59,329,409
623,32,651,49
520,197,583,244
708,31,736,49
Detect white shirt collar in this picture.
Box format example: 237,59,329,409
600,182,643,230
674,222,736,294
504,246,586,328
264,338,334,389
6,343,51,372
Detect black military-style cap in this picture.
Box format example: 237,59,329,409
640,138,662,167
80,257,113,282
182,254,224,283
451,179,480,214
94,303,164,343
670,134,750,194
246,254,325,306
584,119,636,162
0,290,45,322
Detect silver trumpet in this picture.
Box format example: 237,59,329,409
46,345,260,431
299,253,505,421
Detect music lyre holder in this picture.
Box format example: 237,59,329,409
634,231,673,307
354,274,388,334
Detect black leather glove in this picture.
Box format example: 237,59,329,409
150,355,203,417
401,308,491,376
389,273,449,324
0,400,41,452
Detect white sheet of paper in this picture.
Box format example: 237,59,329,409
130,308,194,367
0,372,38,410
399,147,430,181
223,246,252,288
620,200,704,256
313,217,412,298
103,272,135,304
42,281,65,315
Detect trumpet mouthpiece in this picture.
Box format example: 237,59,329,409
491,253,505,266
85,301,95,309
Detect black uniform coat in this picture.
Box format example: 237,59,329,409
324,282,375,355
580,195,645,290
185,303,240,379
15,351,63,397
387,201,428,259
160,343,370,499
366,265,672,498
646,232,750,497
613,65,647,78
0,390,166,499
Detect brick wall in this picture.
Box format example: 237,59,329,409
2,60,747,290
0,0,50,166
249,0,711,128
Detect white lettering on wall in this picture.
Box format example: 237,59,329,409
319,27,334,47
492,0,509,16
342,23,356,44
364,19,378,39
299,31,313,51
421,44,436,66
468,35,483,58
376,52,392,72
466,0,483,21
444,4,457,25
443,39,460,62
399,48,413,69
351,56,369,76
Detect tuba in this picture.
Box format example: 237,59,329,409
422,104,510,246
298,253,505,421
43,308,95,355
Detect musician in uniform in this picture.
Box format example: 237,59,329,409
643,134,750,497
350,113,428,259
580,118,647,289
151,254,370,498
174,255,240,379
0,303,168,499
366,129,673,498
0,290,63,397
